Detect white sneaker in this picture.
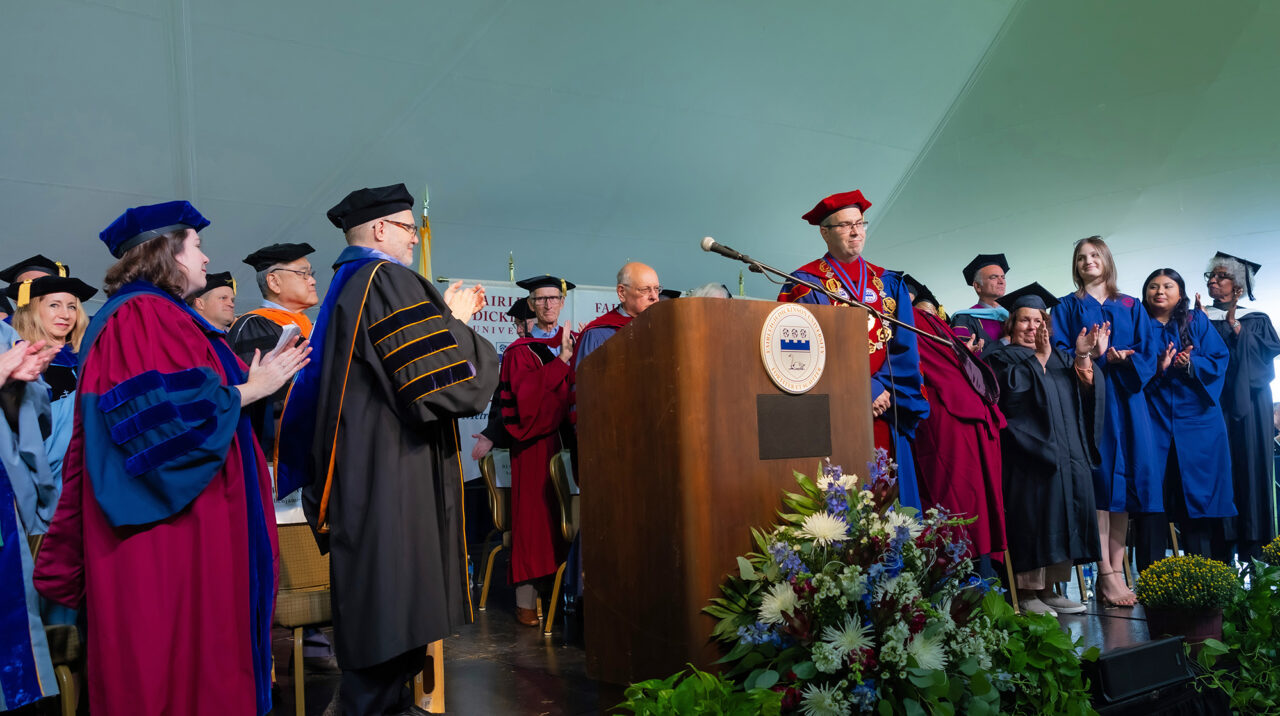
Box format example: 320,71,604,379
1019,597,1058,616
1038,592,1087,614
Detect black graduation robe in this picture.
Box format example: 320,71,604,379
227,311,290,453
1209,310,1280,546
296,260,498,669
986,344,1102,573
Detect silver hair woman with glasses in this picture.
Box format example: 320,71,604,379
1200,252,1280,562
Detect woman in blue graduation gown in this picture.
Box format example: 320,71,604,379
1202,252,1280,562
1051,236,1158,606
1141,269,1235,563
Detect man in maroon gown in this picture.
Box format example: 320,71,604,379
903,275,1007,562
501,275,577,626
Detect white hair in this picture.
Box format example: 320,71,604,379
688,283,731,299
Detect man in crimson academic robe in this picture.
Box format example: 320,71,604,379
950,253,1010,352
777,190,929,508
470,299,537,461
501,274,577,626
902,274,1007,566
228,242,319,454
275,183,498,715
575,261,660,366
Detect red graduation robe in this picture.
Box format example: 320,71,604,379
34,290,277,716
911,309,1007,557
499,329,573,583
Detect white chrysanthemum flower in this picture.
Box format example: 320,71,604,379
822,616,873,655
799,511,849,546
906,632,948,671
800,682,851,716
884,510,924,539
757,581,799,625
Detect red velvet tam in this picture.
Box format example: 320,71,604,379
801,190,872,226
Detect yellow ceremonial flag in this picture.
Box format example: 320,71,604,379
417,183,433,279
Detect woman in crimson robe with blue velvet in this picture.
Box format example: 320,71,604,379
1051,236,1158,607
33,201,310,716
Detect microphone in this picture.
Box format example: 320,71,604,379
700,237,750,262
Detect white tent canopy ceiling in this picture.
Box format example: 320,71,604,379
3,0,1277,319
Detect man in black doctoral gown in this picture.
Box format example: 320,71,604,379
986,283,1104,616
276,183,499,715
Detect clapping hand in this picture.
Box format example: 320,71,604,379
1106,346,1134,364
963,332,985,354
1194,292,1205,314
1074,322,1109,358
241,337,311,405
558,321,575,365
1173,345,1194,370
0,340,57,385
1158,341,1177,372
443,280,486,324
1034,322,1052,362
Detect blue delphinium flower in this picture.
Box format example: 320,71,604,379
945,539,970,565
769,541,805,579
825,484,849,515
737,621,782,646
852,679,878,711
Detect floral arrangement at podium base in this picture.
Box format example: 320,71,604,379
1135,554,1234,649
679,453,1097,716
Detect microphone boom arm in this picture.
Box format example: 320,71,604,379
722,248,951,347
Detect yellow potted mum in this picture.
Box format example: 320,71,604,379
1136,555,1236,649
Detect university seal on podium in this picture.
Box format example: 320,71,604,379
760,304,827,394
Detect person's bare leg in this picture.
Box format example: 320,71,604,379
1097,511,1135,605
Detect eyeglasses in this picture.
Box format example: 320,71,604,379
271,267,316,279
822,220,870,232
1204,271,1233,282
529,295,564,306
625,285,663,296
383,219,419,234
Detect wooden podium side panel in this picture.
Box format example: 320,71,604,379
580,299,872,685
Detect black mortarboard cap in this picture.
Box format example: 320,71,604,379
243,243,315,271
659,289,682,300
515,275,576,293
506,299,535,321
195,271,237,297
0,295,11,314
962,253,1009,286
902,273,941,308
326,183,414,230
1210,251,1261,300
996,282,1058,312
0,255,70,283
5,276,98,308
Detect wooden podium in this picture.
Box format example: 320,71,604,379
576,297,872,685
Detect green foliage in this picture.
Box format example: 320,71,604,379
612,666,782,716
982,591,1098,715
1135,554,1236,608
1193,558,1280,713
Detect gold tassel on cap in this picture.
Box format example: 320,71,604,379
16,280,32,308
55,262,68,278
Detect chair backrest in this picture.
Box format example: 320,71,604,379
277,523,329,591
479,451,512,533
549,450,580,543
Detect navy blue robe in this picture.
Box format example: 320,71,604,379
1145,311,1236,519
1051,293,1160,512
